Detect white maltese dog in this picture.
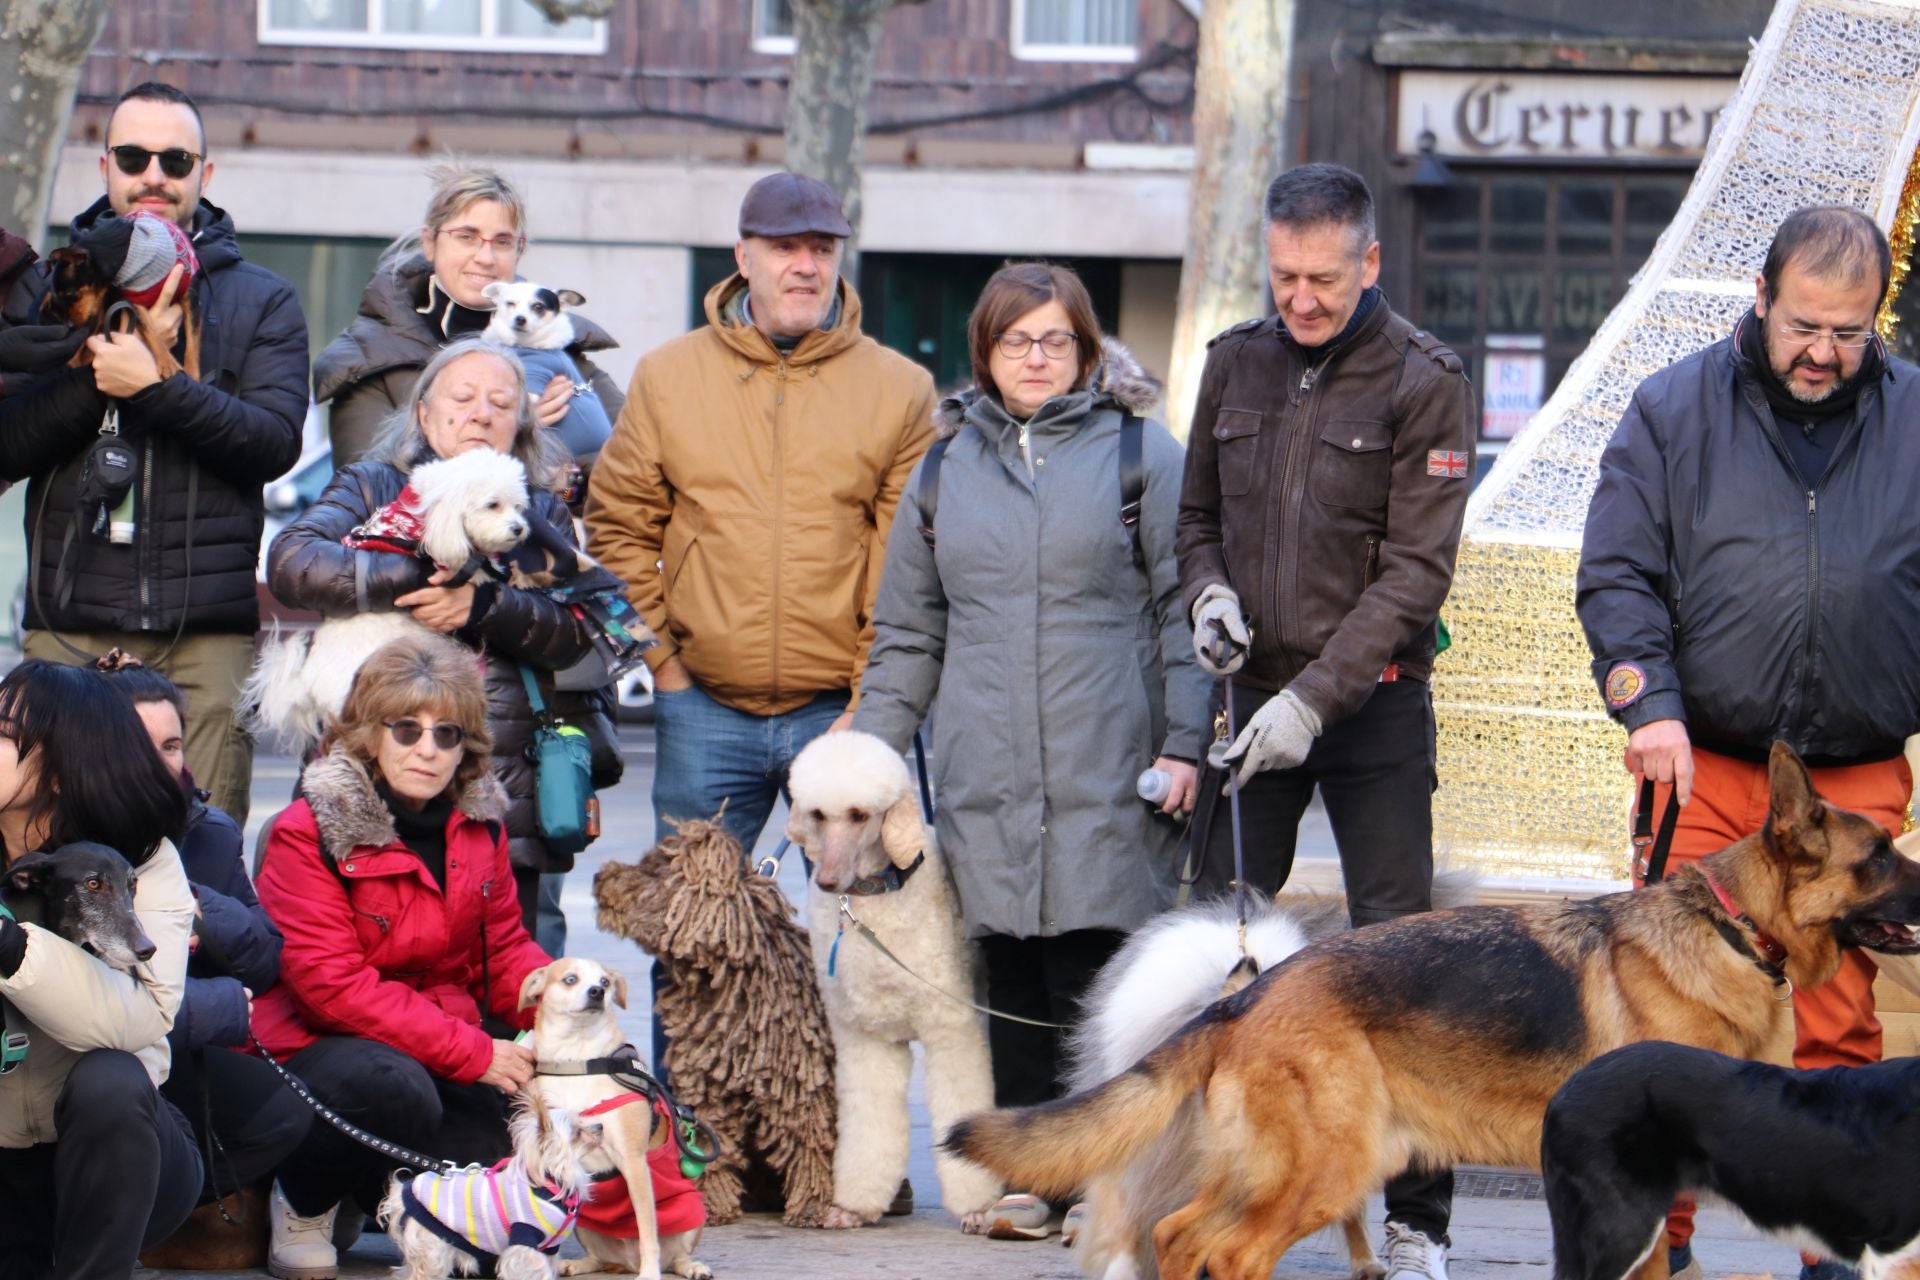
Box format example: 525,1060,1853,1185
243,448,532,753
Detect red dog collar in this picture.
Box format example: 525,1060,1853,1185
1699,868,1788,976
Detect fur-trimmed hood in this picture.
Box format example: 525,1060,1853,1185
299,746,509,865
935,339,1163,439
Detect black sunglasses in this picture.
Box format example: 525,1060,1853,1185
383,720,466,751
106,145,201,180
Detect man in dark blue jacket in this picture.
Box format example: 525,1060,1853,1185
4,82,308,826
1578,205,1920,1280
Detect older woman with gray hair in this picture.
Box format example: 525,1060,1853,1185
267,337,622,946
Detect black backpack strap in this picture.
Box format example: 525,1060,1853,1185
917,437,950,551
1118,414,1145,568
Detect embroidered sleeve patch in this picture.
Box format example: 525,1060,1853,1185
1604,662,1647,710
1427,450,1469,478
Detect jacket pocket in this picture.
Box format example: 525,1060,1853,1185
1313,420,1392,510
1213,409,1263,497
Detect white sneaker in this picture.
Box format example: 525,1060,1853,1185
267,1181,339,1280
1383,1222,1449,1280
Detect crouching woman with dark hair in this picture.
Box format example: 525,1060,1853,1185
0,660,200,1280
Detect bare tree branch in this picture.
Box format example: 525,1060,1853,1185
519,0,615,19
0,0,117,251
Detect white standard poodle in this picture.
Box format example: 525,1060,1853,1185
786,729,1004,1233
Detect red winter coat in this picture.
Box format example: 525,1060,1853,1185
251,748,551,1084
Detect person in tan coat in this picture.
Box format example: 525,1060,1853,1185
586,172,934,858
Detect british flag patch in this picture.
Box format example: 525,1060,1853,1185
1427,450,1469,479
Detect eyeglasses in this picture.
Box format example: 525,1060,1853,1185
995,330,1078,360
383,720,466,751
437,227,523,256
1776,324,1876,349
106,145,202,180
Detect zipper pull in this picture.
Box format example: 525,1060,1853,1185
1808,491,1817,515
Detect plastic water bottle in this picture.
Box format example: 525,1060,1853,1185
1137,768,1173,805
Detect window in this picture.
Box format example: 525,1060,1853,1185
1012,0,1137,62
752,0,795,54
259,0,607,54
1413,170,1689,442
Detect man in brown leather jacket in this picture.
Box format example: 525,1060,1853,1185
1174,163,1475,1280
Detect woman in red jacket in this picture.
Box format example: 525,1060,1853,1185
252,634,550,1280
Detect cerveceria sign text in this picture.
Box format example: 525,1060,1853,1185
1396,71,1736,162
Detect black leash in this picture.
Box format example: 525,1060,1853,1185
251,1034,459,1174
1634,777,1683,884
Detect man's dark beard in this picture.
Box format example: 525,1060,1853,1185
1779,352,1853,404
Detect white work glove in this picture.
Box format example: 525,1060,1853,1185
1191,583,1250,677
1212,689,1323,788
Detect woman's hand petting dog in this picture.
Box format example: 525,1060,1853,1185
532,372,574,428
478,1037,537,1093
396,566,479,633
87,264,186,397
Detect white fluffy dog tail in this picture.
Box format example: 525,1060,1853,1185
241,622,321,756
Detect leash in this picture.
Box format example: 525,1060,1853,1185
1222,677,1251,962
1633,777,1682,884
832,896,1070,1029
251,1034,460,1174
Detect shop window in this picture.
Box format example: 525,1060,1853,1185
1013,0,1138,62
1414,171,1688,442
752,0,795,54
259,0,605,53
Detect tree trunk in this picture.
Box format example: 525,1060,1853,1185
0,0,116,252
1163,0,1293,441
784,0,902,281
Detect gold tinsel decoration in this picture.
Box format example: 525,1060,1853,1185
1878,134,1920,341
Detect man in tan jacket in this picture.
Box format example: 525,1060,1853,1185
587,172,934,856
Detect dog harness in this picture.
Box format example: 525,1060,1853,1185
398,1158,581,1260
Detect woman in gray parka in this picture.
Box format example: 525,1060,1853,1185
852,262,1210,1239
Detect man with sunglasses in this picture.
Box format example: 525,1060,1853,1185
4,81,308,828
1579,205,1920,1280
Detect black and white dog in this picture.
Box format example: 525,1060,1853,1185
482,281,612,465
1542,1040,1920,1280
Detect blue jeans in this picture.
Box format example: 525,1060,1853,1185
650,680,850,849
648,680,848,1072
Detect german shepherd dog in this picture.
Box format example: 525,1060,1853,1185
947,743,1920,1280
1543,1040,1920,1280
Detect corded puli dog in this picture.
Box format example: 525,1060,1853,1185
593,817,837,1227
947,743,1920,1280
784,729,1003,1232
1543,1040,1920,1280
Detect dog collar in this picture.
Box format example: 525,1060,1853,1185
843,851,926,897
1699,868,1789,982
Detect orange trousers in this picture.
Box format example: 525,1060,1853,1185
1640,747,1910,1252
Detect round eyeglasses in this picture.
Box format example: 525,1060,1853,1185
383,720,466,751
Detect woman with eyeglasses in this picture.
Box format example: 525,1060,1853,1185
0,660,201,1278
851,261,1211,1240
314,163,624,473
250,633,550,1278
269,338,623,961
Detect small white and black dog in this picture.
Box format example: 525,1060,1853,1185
379,1094,603,1280
482,281,613,463
242,448,534,752
483,281,585,351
